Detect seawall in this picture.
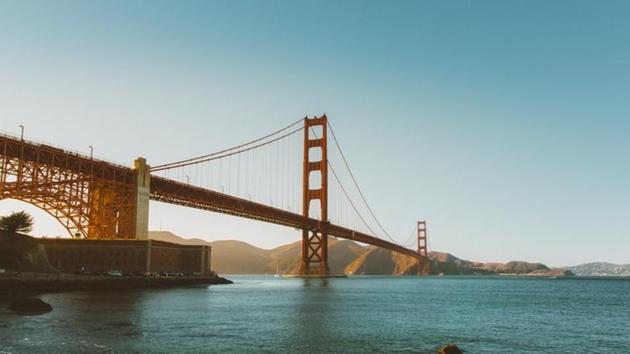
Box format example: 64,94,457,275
0,274,232,295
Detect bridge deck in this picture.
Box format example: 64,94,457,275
1,133,422,260
150,177,421,259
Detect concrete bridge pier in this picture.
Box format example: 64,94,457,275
133,157,150,240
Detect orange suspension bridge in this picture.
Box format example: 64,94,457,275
0,115,429,275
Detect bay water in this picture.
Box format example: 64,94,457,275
1,275,629,353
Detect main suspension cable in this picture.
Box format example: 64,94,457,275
401,226,417,248
151,118,304,170
308,126,380,237
152,126,303,172
327,120,399,244
328,158,379,237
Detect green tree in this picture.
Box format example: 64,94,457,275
0,211,34,235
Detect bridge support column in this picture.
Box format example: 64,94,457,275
300,225,329,276
133,157,150,240
300,115,330,276
417,220,429,275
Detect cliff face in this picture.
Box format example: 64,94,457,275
148,231,572,276
346,247,418,275
346,248,397,275
0,232,55,272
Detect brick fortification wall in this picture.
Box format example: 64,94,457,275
39,238,211,275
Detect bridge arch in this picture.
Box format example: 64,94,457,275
0,198,74,237
0,196,86,238
0,135,139,239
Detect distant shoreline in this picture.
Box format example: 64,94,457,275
227,273,630,279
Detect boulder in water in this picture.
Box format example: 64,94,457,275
8,298,52,314
438,344,463,354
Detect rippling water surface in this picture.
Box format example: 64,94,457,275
1,276,629,353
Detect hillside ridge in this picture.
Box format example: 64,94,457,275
148,231,575,276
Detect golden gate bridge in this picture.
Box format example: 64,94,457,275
0,115,429,275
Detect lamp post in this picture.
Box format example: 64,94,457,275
185,175,190,184
19,125,24,141
88,145,93,159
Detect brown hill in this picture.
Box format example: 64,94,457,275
270,238,369,275
268,240,301,274
149,231,273,274
345,249,565,276
346,247,415,275
328,239,368,274
428,252,481,275
148,231,565,276
149,231,212,246
209,240,271,274
148,232,369,275
346,249,486,276
478,261,548,274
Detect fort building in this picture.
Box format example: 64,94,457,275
39,238,211,275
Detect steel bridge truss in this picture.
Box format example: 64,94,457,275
0,135,137,239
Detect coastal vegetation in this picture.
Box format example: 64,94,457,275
0,210,55,272
0,211,34,235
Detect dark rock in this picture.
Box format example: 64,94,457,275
438,344,463,354
8,298,52,314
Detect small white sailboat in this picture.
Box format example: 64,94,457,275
274,264,281,278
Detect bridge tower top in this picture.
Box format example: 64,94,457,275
302,115,328,221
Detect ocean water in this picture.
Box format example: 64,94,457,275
1,275,629,353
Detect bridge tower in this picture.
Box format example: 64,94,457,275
417,220,429,275
300,115,329,276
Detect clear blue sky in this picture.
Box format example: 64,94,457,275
1,0,629,266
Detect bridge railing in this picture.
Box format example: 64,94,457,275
0,130,131,170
